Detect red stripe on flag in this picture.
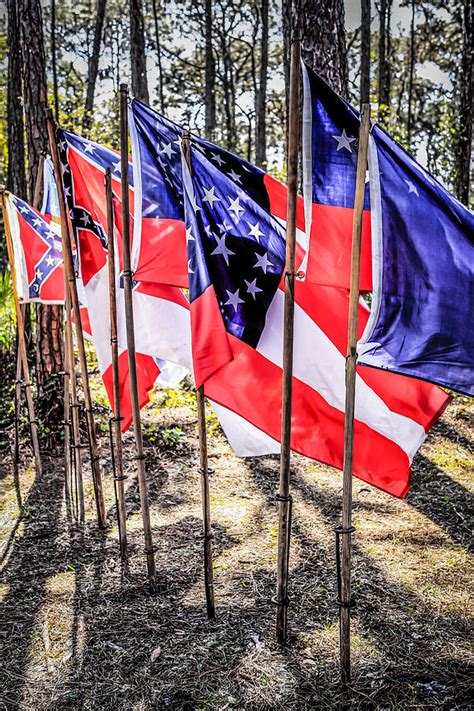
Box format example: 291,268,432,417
134,218,188,288
191,285,233,389
293,283,451,430
264,173,306,233
204,333,412,498
134,280,190,309
102,350,160,433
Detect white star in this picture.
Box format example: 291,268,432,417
210,152,225,167
83,142,95,154
80,213,91,226
45,255,55,266
58,140,66,151
404,179,419,196
202,185,220,208
188,258,195,274
61,162,69,174
332,129,356,153
248,221,264,243
35,269,43,279
32,218,42,227
19,205,29,214
64,186,71,197
225,288,244,313
228,196,244,220
254,252,273,274
189,191,201,212
186,226,194,242
244,278,262,299
211,234,234,266
113,160,121,174
228,169,241,184
161,142,175,159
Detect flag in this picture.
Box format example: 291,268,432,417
302,63,474,395
129,99,307,289
181,140,450,498
57,128,191,430
4,191,64,304
301,63,372,289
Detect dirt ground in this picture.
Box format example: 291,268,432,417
0,376,473,710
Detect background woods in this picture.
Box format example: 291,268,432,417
0,0,471,433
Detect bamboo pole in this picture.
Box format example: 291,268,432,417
338,103,371,684
46,109,107,530
62,329,73,517
119,84,156,589
64,276,85,522
275,31,300,645
1,189,42,476
13,155,45,477
181,131,216,619
105,168,128,559
13,310,23,470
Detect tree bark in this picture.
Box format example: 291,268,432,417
255,0,269,168
18,0,64,428
407,0,416,145
360,0,371,104
51,0,59,120
283,0,348,97
151,0,165,113
7,0,27,200
456,0,473,205
378,0,392,112
82,0,107,135
204,0,215,140
130,0,150,103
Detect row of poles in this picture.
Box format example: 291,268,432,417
2,27,370,684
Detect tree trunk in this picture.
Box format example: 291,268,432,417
407,0,416,145
82,0,107,135
130,0,149,103
18,0,64,429
456,0,473,205
204,0,215,140
255,0,269,168
284,0,348,97
7,0,27,200
51,0,59,119
378,0,392,113
360,0,371,104
151,0,165,113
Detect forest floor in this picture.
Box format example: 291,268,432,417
0,371,473,710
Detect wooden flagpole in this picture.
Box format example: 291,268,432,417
13,155,45,477
119,84,156,589
46,108,107,530
1,189,42,476
181,131,216,620
275,29,300,645
62,327,73,518
338,103,371,684
105,168,128,559
64,276,85,522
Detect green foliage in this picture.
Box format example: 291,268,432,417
0,270,15,349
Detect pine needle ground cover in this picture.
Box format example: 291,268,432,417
0,378,472,710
